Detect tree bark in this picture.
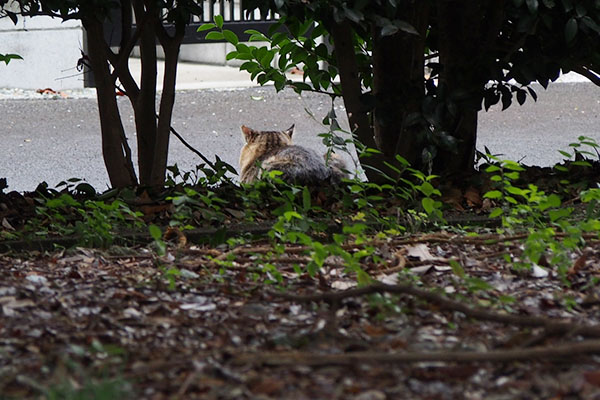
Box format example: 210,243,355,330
132,0,159,186
372,1,429,170
151,25,185,186
329,20,393,182
83,18,137,188
435,1,491,174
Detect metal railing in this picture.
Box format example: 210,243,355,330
103,0,278,46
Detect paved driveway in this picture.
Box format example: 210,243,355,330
0,82,598,192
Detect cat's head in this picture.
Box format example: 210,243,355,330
240,125,295,148
239,125,295,168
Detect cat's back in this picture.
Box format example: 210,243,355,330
263,145,331,184
239,124,347,185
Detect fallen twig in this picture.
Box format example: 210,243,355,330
268,282,600,338
233,339,600,366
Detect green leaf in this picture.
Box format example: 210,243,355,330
149,224,162,240
503,162,525,172
490,208,503,218
565,18,578,43
196,23,216,32
215,14,224,29
418,181,436,197
539,194,561,211
449,259,465,278
572,160,592,167
526,0,539,13
549,208,572,222
505,186,526,196
395,20,419,35
422,197,434,215
344,8,363,23
380,24,398,37
504,172,520,180
226,51,239,61
484,190,503,199
558,150,572,158
222,29,239,45
205,31,224,41
283,211,303,221
302,187,311,210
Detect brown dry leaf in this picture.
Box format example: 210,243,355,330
2,217,15,230
363,324,388,337
405,243,441,261
568,253,588,277
481,197,493,212
250,377,285,396
441,187,464,210
140,204,171,217
584,371,600,387
389,249,407,268
164,226,187,248
464,186,482,207
36,87,56,94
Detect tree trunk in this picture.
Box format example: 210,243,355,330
151,26,184,186
435,1,485,175
372,1,429,170
330,20,393,182
132,0,159,186
83,18,137,188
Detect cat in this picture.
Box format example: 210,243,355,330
239,124,347,185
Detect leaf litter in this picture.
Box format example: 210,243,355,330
1,231,600,399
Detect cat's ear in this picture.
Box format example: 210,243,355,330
241,125,256,143
284,124,295,139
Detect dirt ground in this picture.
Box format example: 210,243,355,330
2,230,600,399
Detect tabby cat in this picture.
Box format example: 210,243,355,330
239,124,347,185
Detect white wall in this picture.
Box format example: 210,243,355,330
0,13,85,89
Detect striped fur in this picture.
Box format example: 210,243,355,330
239,125,347,185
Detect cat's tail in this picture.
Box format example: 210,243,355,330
324,153,348,184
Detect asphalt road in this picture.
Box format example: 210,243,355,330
1,82,598,193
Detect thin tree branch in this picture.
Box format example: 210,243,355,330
168,121,219,172
571,65,600,87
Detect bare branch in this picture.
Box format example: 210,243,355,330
571,65,600,87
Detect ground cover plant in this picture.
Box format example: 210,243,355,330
2,133,600,398
1,1,599,397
